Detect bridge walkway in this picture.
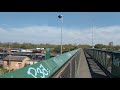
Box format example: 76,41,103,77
83,49,109,78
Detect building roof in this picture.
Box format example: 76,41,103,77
3,55,29,61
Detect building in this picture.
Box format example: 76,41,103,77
11,49,19,52
36,48,44,50
19,49,32,52
25,60,39,65
3,55,30,71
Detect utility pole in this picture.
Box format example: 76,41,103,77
8,42,11,72
92,17,94,49
92,27,94,48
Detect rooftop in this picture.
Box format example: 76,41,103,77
3,55,29,61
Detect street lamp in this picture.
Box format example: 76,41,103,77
92,27,94,48
58,15,63,54
91,16,95,49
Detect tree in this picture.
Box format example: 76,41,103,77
94,44,104,49
108,42,114,50
114,45,120,51
109,42,113,47
78,44,91,49
53,46,61,53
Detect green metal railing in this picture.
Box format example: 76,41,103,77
85,48,120,78
0,48,81,78
52,48,80,78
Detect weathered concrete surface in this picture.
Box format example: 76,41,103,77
76,49,92,78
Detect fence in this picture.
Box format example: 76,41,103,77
52,49,80,78
85,48,120,77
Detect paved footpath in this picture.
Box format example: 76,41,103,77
76,49,92,78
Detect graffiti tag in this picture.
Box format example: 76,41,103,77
113,59,120,67
27,64,50,78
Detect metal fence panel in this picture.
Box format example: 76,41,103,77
85,48,120,77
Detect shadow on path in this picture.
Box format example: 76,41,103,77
84,51,109,78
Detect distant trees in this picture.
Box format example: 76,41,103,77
52,44,79,53
94,44,107,49
1,41,120,53
94,42,120,51
0,42,92,53
78,44,91,48
114,45,120,51
52,46,61,53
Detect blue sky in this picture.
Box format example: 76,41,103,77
0,12,120,45
1,12,120,28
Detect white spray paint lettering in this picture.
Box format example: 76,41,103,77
27,64,50,78
113,59,120,67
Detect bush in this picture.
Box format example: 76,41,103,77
0,68,8,75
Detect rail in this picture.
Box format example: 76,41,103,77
0,48,81,78
84,48,120,78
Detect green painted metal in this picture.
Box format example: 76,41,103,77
0,49,80,78
45,48,51,60
111,53,120,77
86,48,120,77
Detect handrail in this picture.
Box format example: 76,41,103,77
0,49,80,78
85,48,120,78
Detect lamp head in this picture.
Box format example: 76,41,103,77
58,15,63,18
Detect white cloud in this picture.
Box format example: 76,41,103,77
0,25,120,45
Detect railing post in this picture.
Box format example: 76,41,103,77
96,50,98,60
94,50,96,59
111,52,113,74
93,49,94,58
101,51,103,65
100,51,102,64
105,51,107,68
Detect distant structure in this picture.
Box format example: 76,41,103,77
19,49,32,52
3,55,30,71
109,42,113,47
36,48,44,50
45,48,51,60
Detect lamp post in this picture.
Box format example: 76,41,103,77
91,17,94,49
58,15,63,54
92,27,94,48
8,42,11,72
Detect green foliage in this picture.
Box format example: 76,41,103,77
94,43,120,51
0,68,8,75
78,44,91,49
0,42,92,53
94,44,105,49
1,41,120,52
53,46,61,53
113,45,120,51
